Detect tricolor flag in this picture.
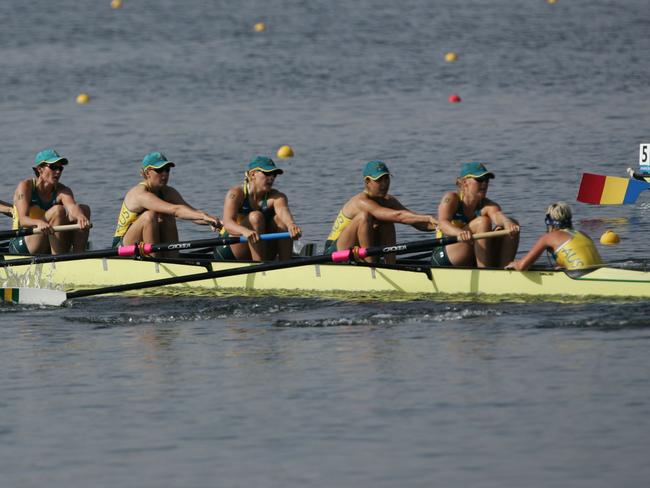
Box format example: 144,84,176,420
577,173,650,205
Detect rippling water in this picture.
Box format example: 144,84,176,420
2,0,650,486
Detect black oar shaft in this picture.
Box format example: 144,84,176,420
0,223,83,240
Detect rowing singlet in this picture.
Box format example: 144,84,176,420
436,198,485,238
326,210,353,241
219,184,273,237
12,178,58,229
113,182,153,239
553,230,602,270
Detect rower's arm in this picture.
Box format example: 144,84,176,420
363,197,437,230
483,201,519,235
222,187,256,237
59,187,91,229
437,192,466,236
163,187,220,228
506,234,552,271
272,193,302,238
139,188,220,228
13,180,43,228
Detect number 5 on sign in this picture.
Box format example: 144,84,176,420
640,143,650,173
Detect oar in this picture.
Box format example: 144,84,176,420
57,229,510,303
1,287,67,306
0,223,85,240
577,173,650,205
0,232,291,268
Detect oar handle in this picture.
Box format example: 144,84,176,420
117,232,292,256
251,232,293,242
332,228,514,262
471,229,512,240
33,223,87,235
0,223,88,239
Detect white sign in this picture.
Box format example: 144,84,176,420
640,143,650,173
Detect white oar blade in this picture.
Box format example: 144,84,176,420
1,287,67,306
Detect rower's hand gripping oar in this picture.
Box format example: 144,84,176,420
62,229,511,303
0,223,87,240
0,232,291,268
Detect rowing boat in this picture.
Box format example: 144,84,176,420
2,253,649,301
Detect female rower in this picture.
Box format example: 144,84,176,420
433,162,519,268
112,151,221,255
323,160,437,264
10,148,91,255
506,202,602,271
215,156,301,261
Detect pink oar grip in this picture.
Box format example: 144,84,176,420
142,243,153,254
331,250,351,262
117,245,137,257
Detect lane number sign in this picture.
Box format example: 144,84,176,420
641,143,650,173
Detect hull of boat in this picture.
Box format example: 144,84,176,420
1,255,649,300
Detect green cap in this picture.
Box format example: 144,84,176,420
142,151,175,170
247,156,283,174
459,162,495,179
363,160,390,180
33,148,68,175
34,148,68,166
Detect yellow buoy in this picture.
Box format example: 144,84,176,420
110,0,122,9
444,52,458,63
547,0,557,4
254,22,266,32
277,145,294,158
600,230,620,246
76,93,90,105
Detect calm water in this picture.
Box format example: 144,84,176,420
2,0,650,486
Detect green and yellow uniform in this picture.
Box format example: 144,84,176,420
214,184,274,260
553,230,602,270
112,182,152,247
9,179,58,254
323,210,353,254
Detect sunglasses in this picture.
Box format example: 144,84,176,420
152,166,171,174
47,165,65,172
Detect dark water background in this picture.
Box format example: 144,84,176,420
2,1,650,486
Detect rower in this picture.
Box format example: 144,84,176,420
215,156,301,261
506,202,602,270
433,162,519,268
112,151,221,256
9,148,91,255
323,160,437,264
